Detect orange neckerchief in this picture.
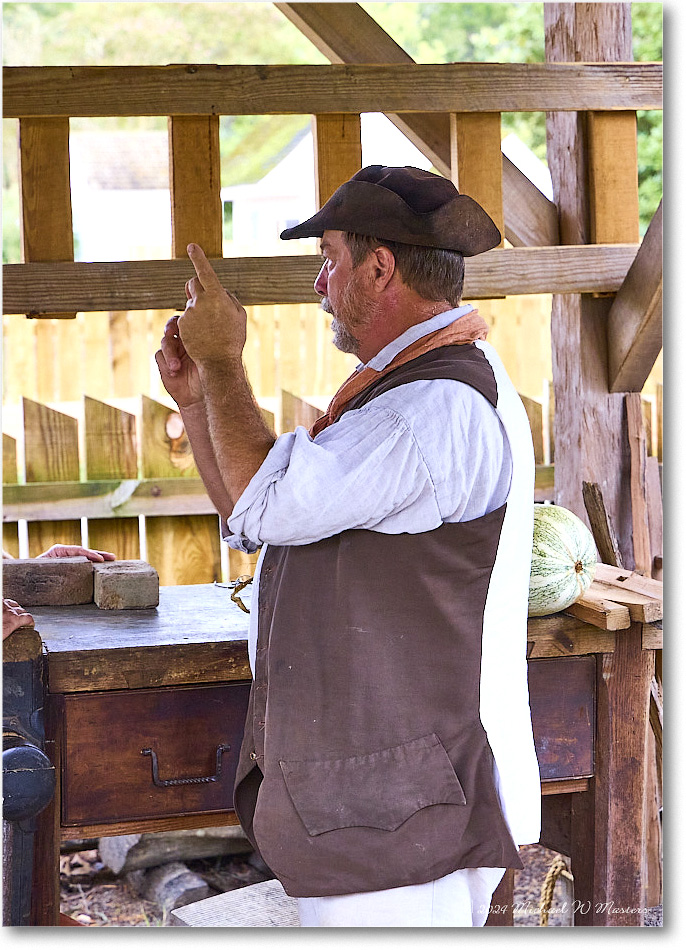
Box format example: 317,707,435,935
309,308,489,438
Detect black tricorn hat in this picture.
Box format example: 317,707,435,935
280,165,501,256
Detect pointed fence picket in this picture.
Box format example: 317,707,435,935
83,396,140,560
23,397,82,556
3,433,19,557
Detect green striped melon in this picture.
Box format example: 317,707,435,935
528,504,597,617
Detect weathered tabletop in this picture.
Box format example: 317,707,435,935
30,583,253,693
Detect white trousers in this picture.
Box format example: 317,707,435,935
297,866,506,927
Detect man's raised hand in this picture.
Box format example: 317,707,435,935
155,314,204,409
177,244,247,363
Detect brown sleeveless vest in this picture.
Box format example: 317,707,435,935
234,345,523,897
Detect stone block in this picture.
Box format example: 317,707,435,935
2,557,94,606
93,560,159,610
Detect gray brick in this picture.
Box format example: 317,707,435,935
2,557,94,606
93,560,159,609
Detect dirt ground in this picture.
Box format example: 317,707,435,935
59,841,574,928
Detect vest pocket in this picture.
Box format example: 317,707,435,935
279,732,466,836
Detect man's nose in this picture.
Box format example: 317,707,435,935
314,263,328,297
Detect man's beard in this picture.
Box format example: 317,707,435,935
320,277,376,357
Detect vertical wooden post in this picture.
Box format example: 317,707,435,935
22,398,81,555
587,111,640,245
312,114,362,209
3,629,57,926
168,115,223,258
18,117,75,320
141,396,221,586
450,113,504,244
544,2,637,567
626,393,652,575
84,396,140,560
3,433,20,556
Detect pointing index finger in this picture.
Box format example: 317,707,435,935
187,243,223,291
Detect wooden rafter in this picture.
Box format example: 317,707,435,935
607,200,663,392
2,244,638,315
276,1,559,248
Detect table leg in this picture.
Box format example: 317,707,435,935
30,695,62,926
571,626,654,926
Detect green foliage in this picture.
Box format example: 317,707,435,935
2,2,327,66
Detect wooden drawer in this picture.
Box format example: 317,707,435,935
528,656,596,781
61,682,250,826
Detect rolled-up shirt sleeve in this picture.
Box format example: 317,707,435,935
224,404,442,552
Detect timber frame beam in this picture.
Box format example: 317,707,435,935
607,201,663,392
2,244,639,315
3,63,661,117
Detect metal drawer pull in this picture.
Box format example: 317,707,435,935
141,744,231,787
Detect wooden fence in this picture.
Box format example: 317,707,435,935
2,382,662,587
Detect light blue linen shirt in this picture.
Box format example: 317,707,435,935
226,304,512,554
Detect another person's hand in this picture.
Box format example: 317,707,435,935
177,244,248,363
36,545,116,562
155,314,204,409
3,598,34,640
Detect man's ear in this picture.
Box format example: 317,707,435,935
369,245,396,291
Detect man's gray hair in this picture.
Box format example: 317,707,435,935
344,233,465,307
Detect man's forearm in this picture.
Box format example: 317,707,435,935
198,357,276,503
179,400,236,523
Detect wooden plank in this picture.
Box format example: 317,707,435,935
84,396,140,560
22,398,79,484
545,2,636,569
645,456,663,580
626,392,652,575
541,778,590,796
141,397,220,586
591,621,654,926
593,563,663,601
18,117,75,319
22,397,81,555
588,111,640,245
608,200,663,392
590,583,661,623
642,622,662,651
3,63,662,119
3,433,19,556
528,656,596,781
564,590,631,630
32,584,251,693
5,468,559,523
281,391,321,433
526,614,615,658
519,395,544,465
61,811,241,842
582,481,623,568
3,477,216,522
34,321,59,401
141,396,198,480
313,114,362,208
450,113,504,244
2,245,640,314
170,878,300,928
169,115,222,258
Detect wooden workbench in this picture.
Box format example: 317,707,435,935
27,583,661,927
